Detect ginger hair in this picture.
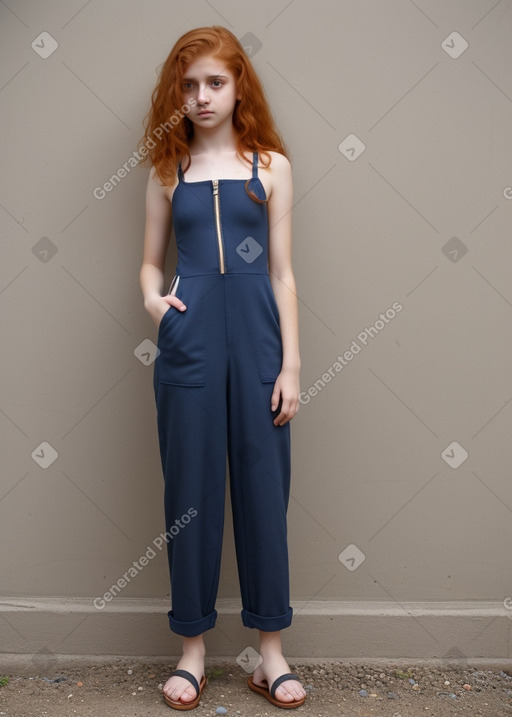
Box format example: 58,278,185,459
138,26,288,202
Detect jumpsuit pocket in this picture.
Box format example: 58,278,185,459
156,279,206,387
256,282,283,383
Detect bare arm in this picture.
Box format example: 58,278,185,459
267,152,301,425
139,167,186,327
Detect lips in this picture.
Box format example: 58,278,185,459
198,111,213,116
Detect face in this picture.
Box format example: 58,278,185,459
180,54,241,129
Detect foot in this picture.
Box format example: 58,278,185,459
163,649,205,706
252,651,307,704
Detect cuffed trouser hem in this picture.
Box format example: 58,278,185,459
168,608,217,637
241,606,293,631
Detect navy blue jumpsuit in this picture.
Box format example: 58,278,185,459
153,151,293,637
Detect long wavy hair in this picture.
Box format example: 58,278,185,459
138,26,288,203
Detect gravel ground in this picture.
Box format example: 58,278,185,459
1,658,512,716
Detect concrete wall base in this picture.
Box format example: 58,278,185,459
1,597,510,669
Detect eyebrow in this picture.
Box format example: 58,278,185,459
182,74,229,81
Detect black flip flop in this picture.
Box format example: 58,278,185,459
163,668,207,710
248,672,306,709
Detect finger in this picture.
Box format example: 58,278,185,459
273,399,293,425
287,399,298,418
167,296,187,311
270,389,281,412
274,410,290,426
281,396,296,415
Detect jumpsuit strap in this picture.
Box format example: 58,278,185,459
252,151,258,178
177,161,184,182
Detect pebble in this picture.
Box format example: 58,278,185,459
436,690,457,699
27,659,512,712
42,676,68,683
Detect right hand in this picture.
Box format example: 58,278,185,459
145,294,187,329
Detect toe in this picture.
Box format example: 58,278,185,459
274,683,295,701
275,680,305,702
164,678,197,703
178,685,196,702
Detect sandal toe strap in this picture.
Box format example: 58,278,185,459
170,668,199,697
270,673,301,699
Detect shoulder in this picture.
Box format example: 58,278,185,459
260,151,291,189
149,165,174,186
267,151,292,187
260,152,292,204
148,165,178,198
265,151,291,173
149,165,164,186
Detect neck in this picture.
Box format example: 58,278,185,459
189,117,238,156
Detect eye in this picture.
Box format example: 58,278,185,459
211,79,224,88
182,81,194,90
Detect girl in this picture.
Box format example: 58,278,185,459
139,26,305,710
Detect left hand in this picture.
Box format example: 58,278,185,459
271,367,300,426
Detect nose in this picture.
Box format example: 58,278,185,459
196,83,210,105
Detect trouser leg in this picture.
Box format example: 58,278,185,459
227,350,293,632
153,277,228,637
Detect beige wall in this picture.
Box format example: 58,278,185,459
1,0,512,663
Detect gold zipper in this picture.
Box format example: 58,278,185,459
212,179,225,274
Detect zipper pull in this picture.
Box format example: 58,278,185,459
212,179,218,194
